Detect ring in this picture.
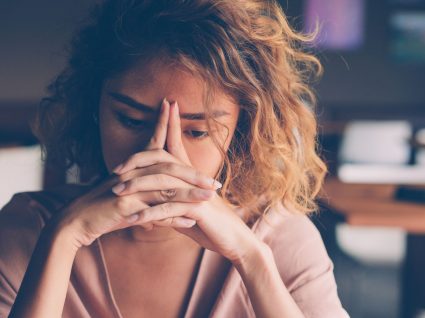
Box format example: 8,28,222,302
160,188,177,200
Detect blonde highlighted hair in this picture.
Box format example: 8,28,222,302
31,0,327,224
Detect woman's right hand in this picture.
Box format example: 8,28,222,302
52,98,219,250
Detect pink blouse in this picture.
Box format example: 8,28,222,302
0,183,349,317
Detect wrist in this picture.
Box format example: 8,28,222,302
232,239,273,275
42,213,83,255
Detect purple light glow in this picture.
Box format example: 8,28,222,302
304,0,365,50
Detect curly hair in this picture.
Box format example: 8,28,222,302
31,0,327,225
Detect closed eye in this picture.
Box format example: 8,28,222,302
115,112,154,130
116,112,209,140
184,130,209,140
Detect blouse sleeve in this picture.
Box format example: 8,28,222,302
263,209,350,318
0,192,43,317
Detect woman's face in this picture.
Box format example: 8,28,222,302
98,57,240,178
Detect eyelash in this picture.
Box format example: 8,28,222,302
116,113,153,130
184,130,209,140
117,114,209,140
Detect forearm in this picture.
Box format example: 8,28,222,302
8,223,78,318
234,242,304,318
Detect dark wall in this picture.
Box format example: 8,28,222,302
0,0,96,101
1,0,424,118
283,0,425,118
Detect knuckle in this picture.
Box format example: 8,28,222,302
159,202,171,216
126,177,142,192
114,197,131,213
117,174,128,183
194,170,204,181
162,162,175,173
189,188,201,199
142,222,154,231
194,201,206,210
154,173,167,184
122,180,134,193
132,176,144,187
164,162,179,176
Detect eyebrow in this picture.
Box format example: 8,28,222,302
108,92,156,114
108,91,230,120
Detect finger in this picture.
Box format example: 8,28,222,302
114,162,222,193
112,195,151,231
125,215,196,228
141,223,155,231
112,173,192,195
132,187,216,205
167,101,192,166
152,217,197,228
137,201,203,224
124,217,154,230
146,98,170,150
114,196,157,231
113,148,183,175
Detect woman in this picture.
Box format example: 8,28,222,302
0,0,349,317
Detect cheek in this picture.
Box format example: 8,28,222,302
99,111,152,173
184,126,235,178
186,144,223,178
183,135,229,179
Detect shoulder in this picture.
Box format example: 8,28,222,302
0,183,90,265
251,202,349,317
0,183,90,232
0,184,89,315
0,191,44,256
0,192,43,302
252,203,331,290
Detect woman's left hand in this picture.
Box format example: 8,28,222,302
113,100,264,265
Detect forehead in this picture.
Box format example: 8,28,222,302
105,57,239,115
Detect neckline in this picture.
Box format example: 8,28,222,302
96,237,124,318
95,236,208,318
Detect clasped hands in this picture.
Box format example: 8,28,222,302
110,98,265,265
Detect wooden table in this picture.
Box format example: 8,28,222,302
321,177,425,234
321,177,425,318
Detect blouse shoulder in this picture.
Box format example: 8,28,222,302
0,183,88,259
0,183,90,233
251,202,350,318
0,192,45,314
0,184,90,316
0,192,44,259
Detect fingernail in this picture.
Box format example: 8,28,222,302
172,101,179,115
112,183,126,194
161,98,168,113
195,188,215,199
113,163,124,174
204,178,222,189
126,213,140,223
180,219,196,227
212,179,222,189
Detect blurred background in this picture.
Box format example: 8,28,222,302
1,0,424,317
